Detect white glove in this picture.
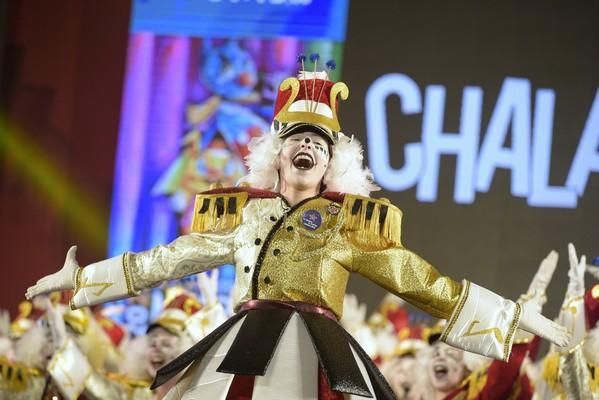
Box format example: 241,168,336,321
518,301,570,347
197,270,219,307
554,243,587,352
515,250,558,343
566,243,586,296
520,250,558,312
26,246,79,299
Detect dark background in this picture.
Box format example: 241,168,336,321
1,1,597,319
342,1,599,316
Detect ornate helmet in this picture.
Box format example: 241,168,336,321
272,54,348,144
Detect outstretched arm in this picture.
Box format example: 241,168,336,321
26,230,237,308
346,202,569,364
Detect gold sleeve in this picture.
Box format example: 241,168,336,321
351,242,462,319
129,229,238,291
341,194,461,320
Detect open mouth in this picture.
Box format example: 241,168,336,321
292,152,315,170
150,355,165,370
433,364,448,380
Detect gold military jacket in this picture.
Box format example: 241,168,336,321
72,188,461,320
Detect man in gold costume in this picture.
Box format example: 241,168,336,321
27,57,570,400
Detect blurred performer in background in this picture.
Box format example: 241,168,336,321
26,56,570,400
537,244,599,400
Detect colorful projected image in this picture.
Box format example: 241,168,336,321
155,38,307,234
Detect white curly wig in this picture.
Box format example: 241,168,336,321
239,129,379,196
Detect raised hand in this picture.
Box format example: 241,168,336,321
341,294,367,332
566,243,586,296
522,250,558,311
26,246,79,300
197,270,219,307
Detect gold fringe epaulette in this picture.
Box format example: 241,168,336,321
341,194,403,246
190,191,249,233
0,357,42,392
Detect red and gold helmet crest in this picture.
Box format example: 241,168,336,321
273,54,348,144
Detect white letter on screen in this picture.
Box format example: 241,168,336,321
418,85,482,203
528,89,577,208
476,77,531,197
365,73,423,191
566,89,599,196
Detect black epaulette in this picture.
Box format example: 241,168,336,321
340,193,403,246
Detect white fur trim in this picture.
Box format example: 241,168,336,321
240,132,379,197
324,133,380,196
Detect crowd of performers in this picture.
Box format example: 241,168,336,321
0,244,597,399
4,62,598,399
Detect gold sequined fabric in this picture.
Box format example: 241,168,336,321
130,194,462,319
129,229,238,291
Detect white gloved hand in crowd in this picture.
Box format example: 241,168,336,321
26,246,79,300
198,270,219,307
555,243,588,351
566,243,586,297
515,250,558,342
521,250,558,312
340,294,367,333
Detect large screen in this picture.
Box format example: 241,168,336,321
340,2,598,314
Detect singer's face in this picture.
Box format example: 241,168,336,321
278,131,330,192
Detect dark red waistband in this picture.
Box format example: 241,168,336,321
239,300,338,321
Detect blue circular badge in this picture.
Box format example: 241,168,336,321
301,209,322,231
